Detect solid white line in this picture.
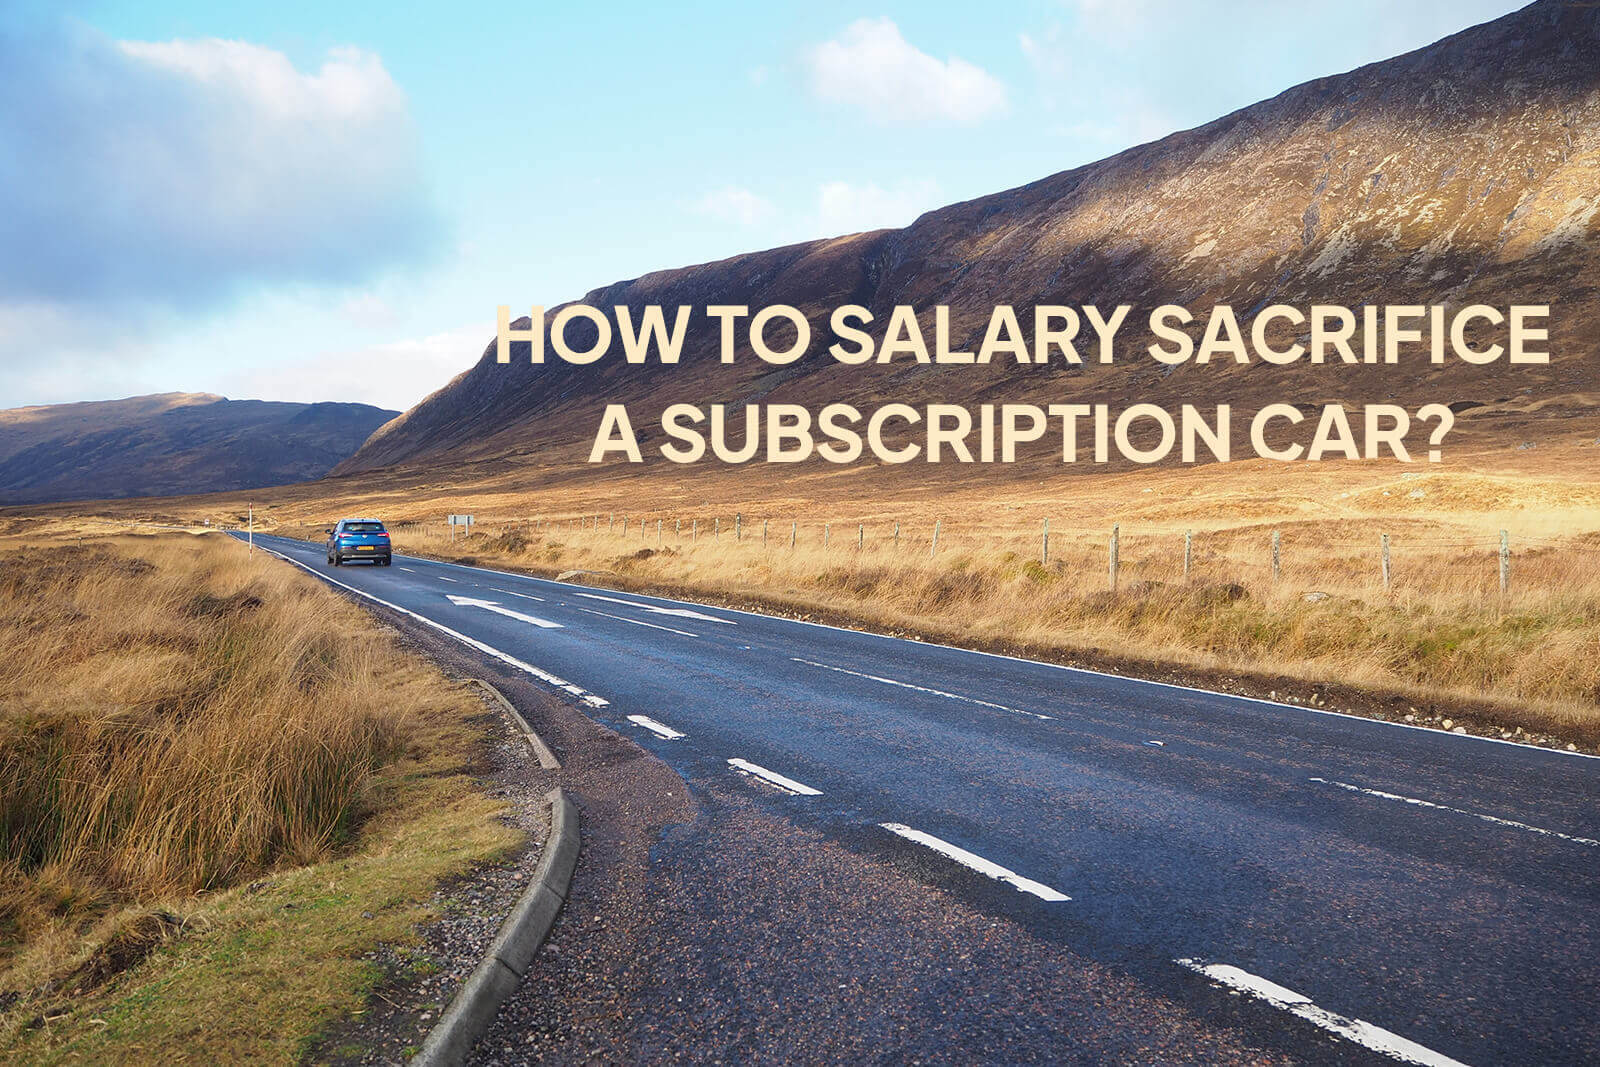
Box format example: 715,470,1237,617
728,758,821,796
574,590,735,625
627,714,684,740
493,588,545,602
296,539,1587,763
1309,777,1599,847
879,823,1069,901
397,549,1586,763
252,545,609,709
1175,959,1468,1067
792,657,1052,721
578,607,698,637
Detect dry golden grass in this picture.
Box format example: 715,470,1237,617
0,525,521,1063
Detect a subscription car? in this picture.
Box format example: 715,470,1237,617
326,519,392,566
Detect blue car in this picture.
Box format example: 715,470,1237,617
326,518,392,566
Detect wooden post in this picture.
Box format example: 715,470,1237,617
1381,533,1391,591
622,517,628,536
763,519,768,546
736,513,742,541
930,519,940,556
857,523,864,551
1183,529,1193,582
1271,529,1281,583
1109,524,1120,592
1042,518,1050,565
1499,530,1510,595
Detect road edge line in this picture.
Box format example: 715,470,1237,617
472,677,562,770
411,787,580,1067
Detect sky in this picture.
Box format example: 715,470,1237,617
0,0,1526,413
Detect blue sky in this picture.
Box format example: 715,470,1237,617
1,0,1524,412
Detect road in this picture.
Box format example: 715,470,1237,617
240,532,1600,1065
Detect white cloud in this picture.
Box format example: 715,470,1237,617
693,185,776,226
221,322,488,412
0,22,439,315
807,17,1007,124
816,179,941,236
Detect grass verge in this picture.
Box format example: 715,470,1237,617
0,526,521,1063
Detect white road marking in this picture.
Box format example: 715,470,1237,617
578,607,698,637
256,546,607,708
1175,959,1468,1067
493,588,545,602
445,594,563,629
435,575,459,583
792,658,1052,721
878,823,1069,902
398,566,416,573
728,758,821,796
1310,777,1599,847
1144,740,1166,747
627,714,684,740
574,590,735,625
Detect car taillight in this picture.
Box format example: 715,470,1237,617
377,533,390,540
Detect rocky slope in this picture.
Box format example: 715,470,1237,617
0,393,399,504
340,0,1600,476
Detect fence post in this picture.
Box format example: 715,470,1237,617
1042,518,1050,565
715,518,721,541
1183,530,1193,582
824,523,830,548
1109,524,1120,592
622,517,628,536
693,519,698,540
1499,530,1510,595
1272,529,1281,583
791,521,797,549
894,522,900,550
676,518,681,538
609,513,614,533
763,519,768,546
858,523,864,551
1381,533,1392,591
736,513,742,541
930,520,941,557
657,518,662,542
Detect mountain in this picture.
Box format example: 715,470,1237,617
0,393,399,504
339,0,1600,477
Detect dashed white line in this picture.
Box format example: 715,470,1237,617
578,607,698,638
1175,959,1468,1067
398,566,416,573
435,575,459,583
728,758,822,796
1310,777,1598,847
493,587,545,602
627,714,685,740
879,823,1070,901
792,658,1052,721
257,547,609,708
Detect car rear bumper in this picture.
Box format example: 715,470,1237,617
335,548,391,562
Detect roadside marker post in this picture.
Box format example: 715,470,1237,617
1184,529,1193,582
1109,524,1120,593
894,522,900,550
736,513,742,541
1272,530,1282,583
1381,533,1392,592
930,519,940,557
1042,518,1050,565
248,504,253,554
858,523,864,551
763,519,768,546
790,521,797,549
1500,530,1510,596
824,523,830,549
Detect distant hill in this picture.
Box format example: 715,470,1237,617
0,393,399,504
339,0,1600,477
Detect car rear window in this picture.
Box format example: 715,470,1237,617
344,522,385,532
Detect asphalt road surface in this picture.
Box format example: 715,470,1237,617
239,532,1600,1065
